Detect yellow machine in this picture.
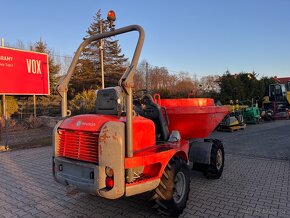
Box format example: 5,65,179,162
218,100,246,132
263,79,290,119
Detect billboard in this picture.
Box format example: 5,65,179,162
0,47,49,95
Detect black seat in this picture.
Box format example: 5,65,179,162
135,94,170,141
95,87,123,116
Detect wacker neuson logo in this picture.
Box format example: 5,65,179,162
76,121,82,127
76,121,96,127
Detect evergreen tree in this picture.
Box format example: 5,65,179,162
70,10,128,96
218,71,245,103
30,40,61,94
218,71,275,105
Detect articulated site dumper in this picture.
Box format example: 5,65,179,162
52,11,229,217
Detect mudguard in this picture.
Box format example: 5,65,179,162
189,139,213,165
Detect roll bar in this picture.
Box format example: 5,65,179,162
56,25,144,106
56,25,145,182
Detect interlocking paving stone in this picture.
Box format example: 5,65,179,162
211,120,290,160
0,120,289,217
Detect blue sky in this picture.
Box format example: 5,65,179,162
1,0,290,78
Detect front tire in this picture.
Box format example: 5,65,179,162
205,139,224,179
151,156,190,217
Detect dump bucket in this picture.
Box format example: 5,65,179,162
155,97,229,139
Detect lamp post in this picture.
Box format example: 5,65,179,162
99,22,105,89
99,10,116,90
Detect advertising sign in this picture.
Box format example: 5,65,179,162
0,47,49,95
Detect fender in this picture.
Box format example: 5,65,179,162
189,139,213,165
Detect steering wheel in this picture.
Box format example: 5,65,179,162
140,94,154,105
139,94,158,117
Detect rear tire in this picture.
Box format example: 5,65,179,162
205,140,224,179
151,156,190,217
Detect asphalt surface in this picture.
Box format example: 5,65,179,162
0,120,289,218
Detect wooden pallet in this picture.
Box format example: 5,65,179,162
218,124,246,132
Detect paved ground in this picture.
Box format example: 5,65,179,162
210,119,290,160
0,120,289,218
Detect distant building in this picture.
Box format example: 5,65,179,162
273,77,290,90
273,76,290,84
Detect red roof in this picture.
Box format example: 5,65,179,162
273,77,290,84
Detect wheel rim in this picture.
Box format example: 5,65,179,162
216,149,223,170
173,171,186,204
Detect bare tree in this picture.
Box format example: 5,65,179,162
149,67,176,90
174,72,199,98
134,60,147,90
199,75,220,93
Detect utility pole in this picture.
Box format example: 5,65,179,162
145,62,149,92
99,21,105,89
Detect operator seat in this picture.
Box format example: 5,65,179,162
95,87,123,116
137,94,170,141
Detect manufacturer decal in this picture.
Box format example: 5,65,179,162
76,121,82,127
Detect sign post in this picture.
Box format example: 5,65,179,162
1,38,8,148
33,95,36,117
2,94,8,148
